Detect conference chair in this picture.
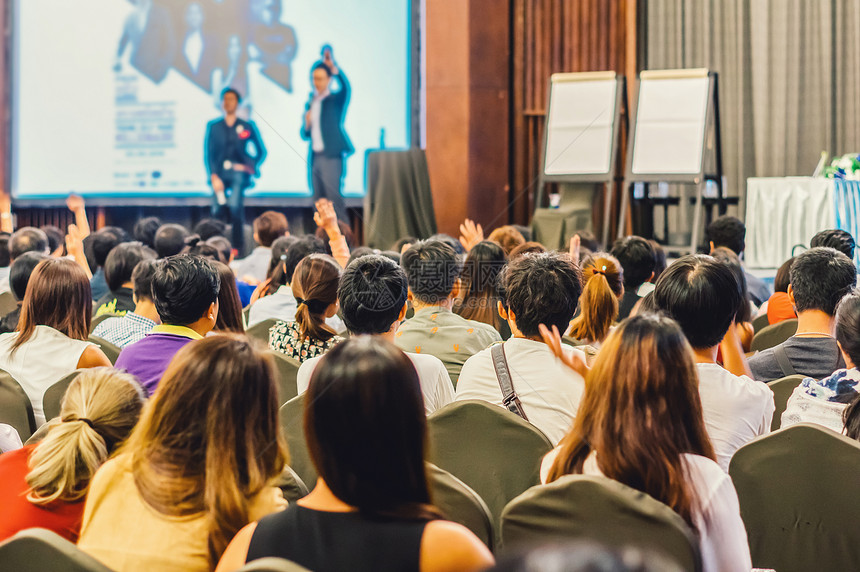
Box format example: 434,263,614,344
89,313,120,334
236,558,310,572
278,394,317,488
0,368,36,442
87,335,121,365
751,313,770,334
266,350,300,405
0,528,112,572
750,318,798,353
276,465,309,503
427,463,495,550
42,370,83,422
0,291,17,318
247,318,278,346
426,400,553,539
729,423,860,572
766,374,805,431
242,305,252,328
501,474,701,571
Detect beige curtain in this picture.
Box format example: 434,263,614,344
645,0,860,222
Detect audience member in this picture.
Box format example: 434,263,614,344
711,247,755,351
87,228,124,301
454,240,510,339
296,254,454,414
511,224,533,242
269,254,344,363
133,217,162,249
610,236,655,320
92,260,160,348
654,254,774,471
637,239,666,296
487,225,526,255
193,218,227,241
6,227,49,295
153,224,190,259
78,336,288,571
216,337,493,572
763,256,797,325
572,230,601,254
430,233,467,256
540,314,752,571
41,225,65,257
183,238,225,262
0,251,49,334
231,211,289,283
393,236,417,253
456,252,585,443
0,368,144,542
782,290,860,432
706,215,771,305
811,228,855,260
749,247,856,381
94,242,156,316
0,258,111,425
0,233,10,294
396,240,501,386
566,253,623,352
213,261,245,333
508,241,546,260
114,255,220,395
207,236,234,265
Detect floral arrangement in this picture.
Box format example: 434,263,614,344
823,153,860,180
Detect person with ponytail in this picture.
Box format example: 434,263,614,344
268,253,344,363
540,314,752,572
566,253,624,352
0,368,144,542
78,335,288,572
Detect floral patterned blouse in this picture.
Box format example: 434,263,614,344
268,320,342,363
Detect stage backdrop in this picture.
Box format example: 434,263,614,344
10,0,410,199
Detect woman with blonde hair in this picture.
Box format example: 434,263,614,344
540,314,751,571
77,335,289,571
0,368,144,542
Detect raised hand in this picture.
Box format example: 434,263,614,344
458,218,484,252
314,198,340,235
66,193,85,213
569,234,581,266
538,323,589,378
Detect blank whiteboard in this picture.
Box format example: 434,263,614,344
543,72,618,176
631,69,710,175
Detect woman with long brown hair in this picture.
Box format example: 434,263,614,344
268,254,343,363
216,337,493,572
212,261,245,333
0,258,111,426
454,240,510,338
540,313,751,572
77,335,288,571
566,252,624,349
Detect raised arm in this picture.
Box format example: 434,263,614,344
66,194,90,239
314,199,350,268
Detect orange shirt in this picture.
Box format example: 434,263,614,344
767,292,797,325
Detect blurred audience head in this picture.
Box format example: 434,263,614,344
153,224,190,259
789,247,856,316
339,254,408,335
610,236,655,291
253,211,289,248
707,215,746,255
151,254,220,328
811,229,855,260
10,251,50,302
104,242,157,293
133,216,162,249
10,227,50,262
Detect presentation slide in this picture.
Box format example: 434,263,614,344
11,0,411,199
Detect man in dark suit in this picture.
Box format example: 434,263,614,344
301,47,353,222
115,0,176,84
204,88,266,254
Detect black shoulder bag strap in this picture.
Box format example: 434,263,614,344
491,343,529,421
773,344,797,377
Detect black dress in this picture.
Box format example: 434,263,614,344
246,504,428,572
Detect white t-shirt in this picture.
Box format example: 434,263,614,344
540,448,752,572
454,338,586,444
297,348,454,415
696,363,774,471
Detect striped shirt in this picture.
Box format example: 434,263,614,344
91,312,156,349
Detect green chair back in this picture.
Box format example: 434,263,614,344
0,291,17,318
427,463,494,550
751,313,770,334
87,335,121,365
750,318,798,353
766,374,805,431
501,474,701,571
266,350,300,405
729,423,860,572
279,394,317,488
247,318,279,346
276,464,309,503
0,528,113,572
0,369,36,442
42,370,84,422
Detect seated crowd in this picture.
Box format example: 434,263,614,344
1,200,859,572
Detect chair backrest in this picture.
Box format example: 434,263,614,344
236,557,311,572
276,464,309,503
42,370,83,422
278,394,317,488
751,313,770,334
729,423,860,571
87,335,121,365
0,528,113,572
247,318,279,346
0,291,17,318
766,374,806,431
427,463,494,550
501,474,701,572
750,318,798,352
0,369,36,442
426,400,553,538
89,313,120,334
242,305,252,328
266,350,300,405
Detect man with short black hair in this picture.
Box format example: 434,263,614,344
231,210,289,283
811,229,855,260
455,252,586,444
115,254,220,395
94,242,157,316
749,247,857,381
8,227,49,262
92,259,160,348
706,215,770,306
86,228,124,301
396,240,501,386
610,236,655,320
193,218,227,241
0,251,49,333
654,254,774,471
296,254,454,414
153,224,189,259
133,216,162,249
